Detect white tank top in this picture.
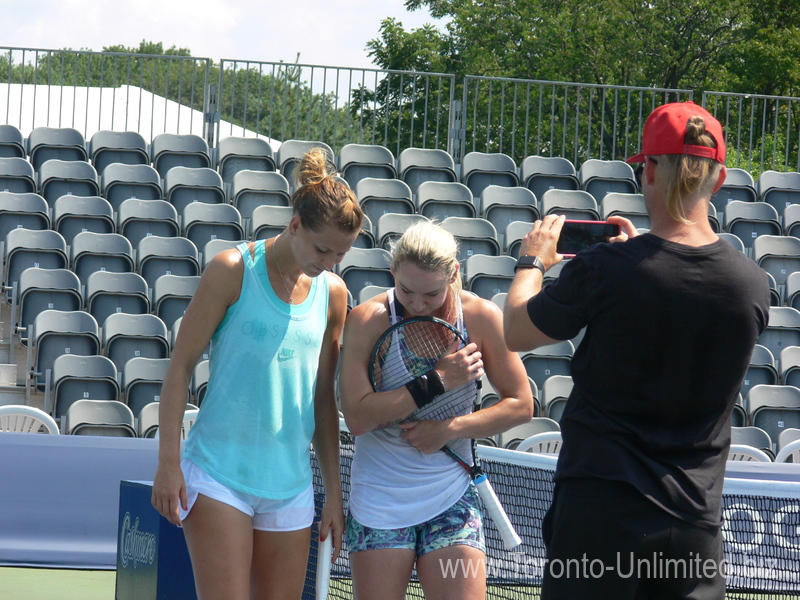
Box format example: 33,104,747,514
348,289,475,529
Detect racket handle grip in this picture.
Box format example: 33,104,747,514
474,474,522,550
316,534,332,600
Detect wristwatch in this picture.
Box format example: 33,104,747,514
515,255,546,275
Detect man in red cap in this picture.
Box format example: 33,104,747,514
504,102,770,599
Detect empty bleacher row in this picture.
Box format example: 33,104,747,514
2,123,800,455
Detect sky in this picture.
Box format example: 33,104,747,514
0,0,445,70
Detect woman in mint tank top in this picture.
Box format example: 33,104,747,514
151,148,363,600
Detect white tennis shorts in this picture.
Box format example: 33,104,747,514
179,458,315,531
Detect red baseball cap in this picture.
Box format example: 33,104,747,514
626,101,726,165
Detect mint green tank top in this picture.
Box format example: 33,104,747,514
183,240,330,498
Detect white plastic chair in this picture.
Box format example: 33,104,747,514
0,405,59,434
727,444,773,462
775,439,800,463
515,431,563,455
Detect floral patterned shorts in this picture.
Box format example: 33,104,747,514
345,485,485,556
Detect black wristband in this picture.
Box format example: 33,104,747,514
406,370,446,409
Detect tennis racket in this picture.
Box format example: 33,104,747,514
369,315,522,549
315,534,332,600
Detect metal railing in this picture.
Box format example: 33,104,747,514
2,45,800,174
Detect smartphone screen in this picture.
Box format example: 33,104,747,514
557,220,621,256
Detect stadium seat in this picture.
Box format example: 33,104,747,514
775,439,800,463
461,151,519,198
756,170,800,214
397,147,457,194
122,356,171,417
12,267,82,341
440,216,500,264
150,133,211,178
516,431,563,455
464,254,516,300
202,239,247,270
249,205,293,240
520,156,580,200
37,159,100,206
101,163,162,210
337,143,397,188
497,417,560,450
137,401,161,438
152,274,201,330
505,220,533,259
26,127,88,171
416,181,475,220
102,312,170,371
778,428,800,450
731,425,774,455
539,189,599,221
230,170,291,220
70,231,134,284
732,394,747,428
758,306,800,357
0,405,59,434
136,235,200,289
723,201,781,249
276,140,334,190
116,198,180,248
355,177,414,225
480,185,539,249
171,316,210,362
521,340,575,390
88,130,149,173
63,399,136,437
193,359,209,406
753,235,800,288
600,192,650,229
51,353,120,418
0,156,36,193
29,309,100,391
182,202,244,251
779,346,800,388
375,213,429,251
727,444,773,462
0,124,25,158
336,247,394,299
783,204,800,237
0,192,49,241
710,167,757,216
216,136,276,184
358,285,390,305
52,195,115,243
3,228,68,291
163,166,225,214
747,384,800,450
741,344,778,400
578,159,637,203
84,270,150,325
352,214,376,249
717,232,746,254
541,374,573,422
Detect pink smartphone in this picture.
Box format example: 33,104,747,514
556,220,621,257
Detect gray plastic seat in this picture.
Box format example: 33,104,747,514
504,220,534,258
37,159,99,206
710,167,757,215
440,216,500,264
461,151,519,198
116,198,180,248
540,189,599,220
355,177,414,225
4,228,68,289
522,341,575,390
498,417,561,450
230,170,291,219
0,125,25,158
740,344,778,400
747,385,800,451
786,272,800,312
85,271,150,325
578,159,637,203
758,306,800,357
150,133,210,178
14,267,82,338
717,232,746,253
397,147,457,194
0,192,50,241
480,185,539,248
783,204,800,237
757,170,800,214
51,353,120,418
541,374,574,422
276,140,334,189
202,239,247,270
753,235,800,286
416,181,475,220
171,316,210,362
724,201,781,249
336,247,394,299
464,254,517,301
250,205,293,240
164,166,225,214
102,312,170,371
123,357,171,417
137,401,161,438
52,195,114,243
731,426,774,456
182,202,244,251
0,156,36,193
30,309,100,391
375,213,430,251
152,274,201,329
63,399,135,437
88,130,149,174
338,144,397,188
70,231,134,284
217,136,276,183
101,163,162,210
26,127,88,170
193,359,209,406
136,235,200,288
601,192,650,229
520,156,580,200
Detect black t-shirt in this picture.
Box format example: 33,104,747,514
527,233,770,527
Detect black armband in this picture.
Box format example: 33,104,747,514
406,370,446,409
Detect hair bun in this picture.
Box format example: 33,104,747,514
294,147,334,188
